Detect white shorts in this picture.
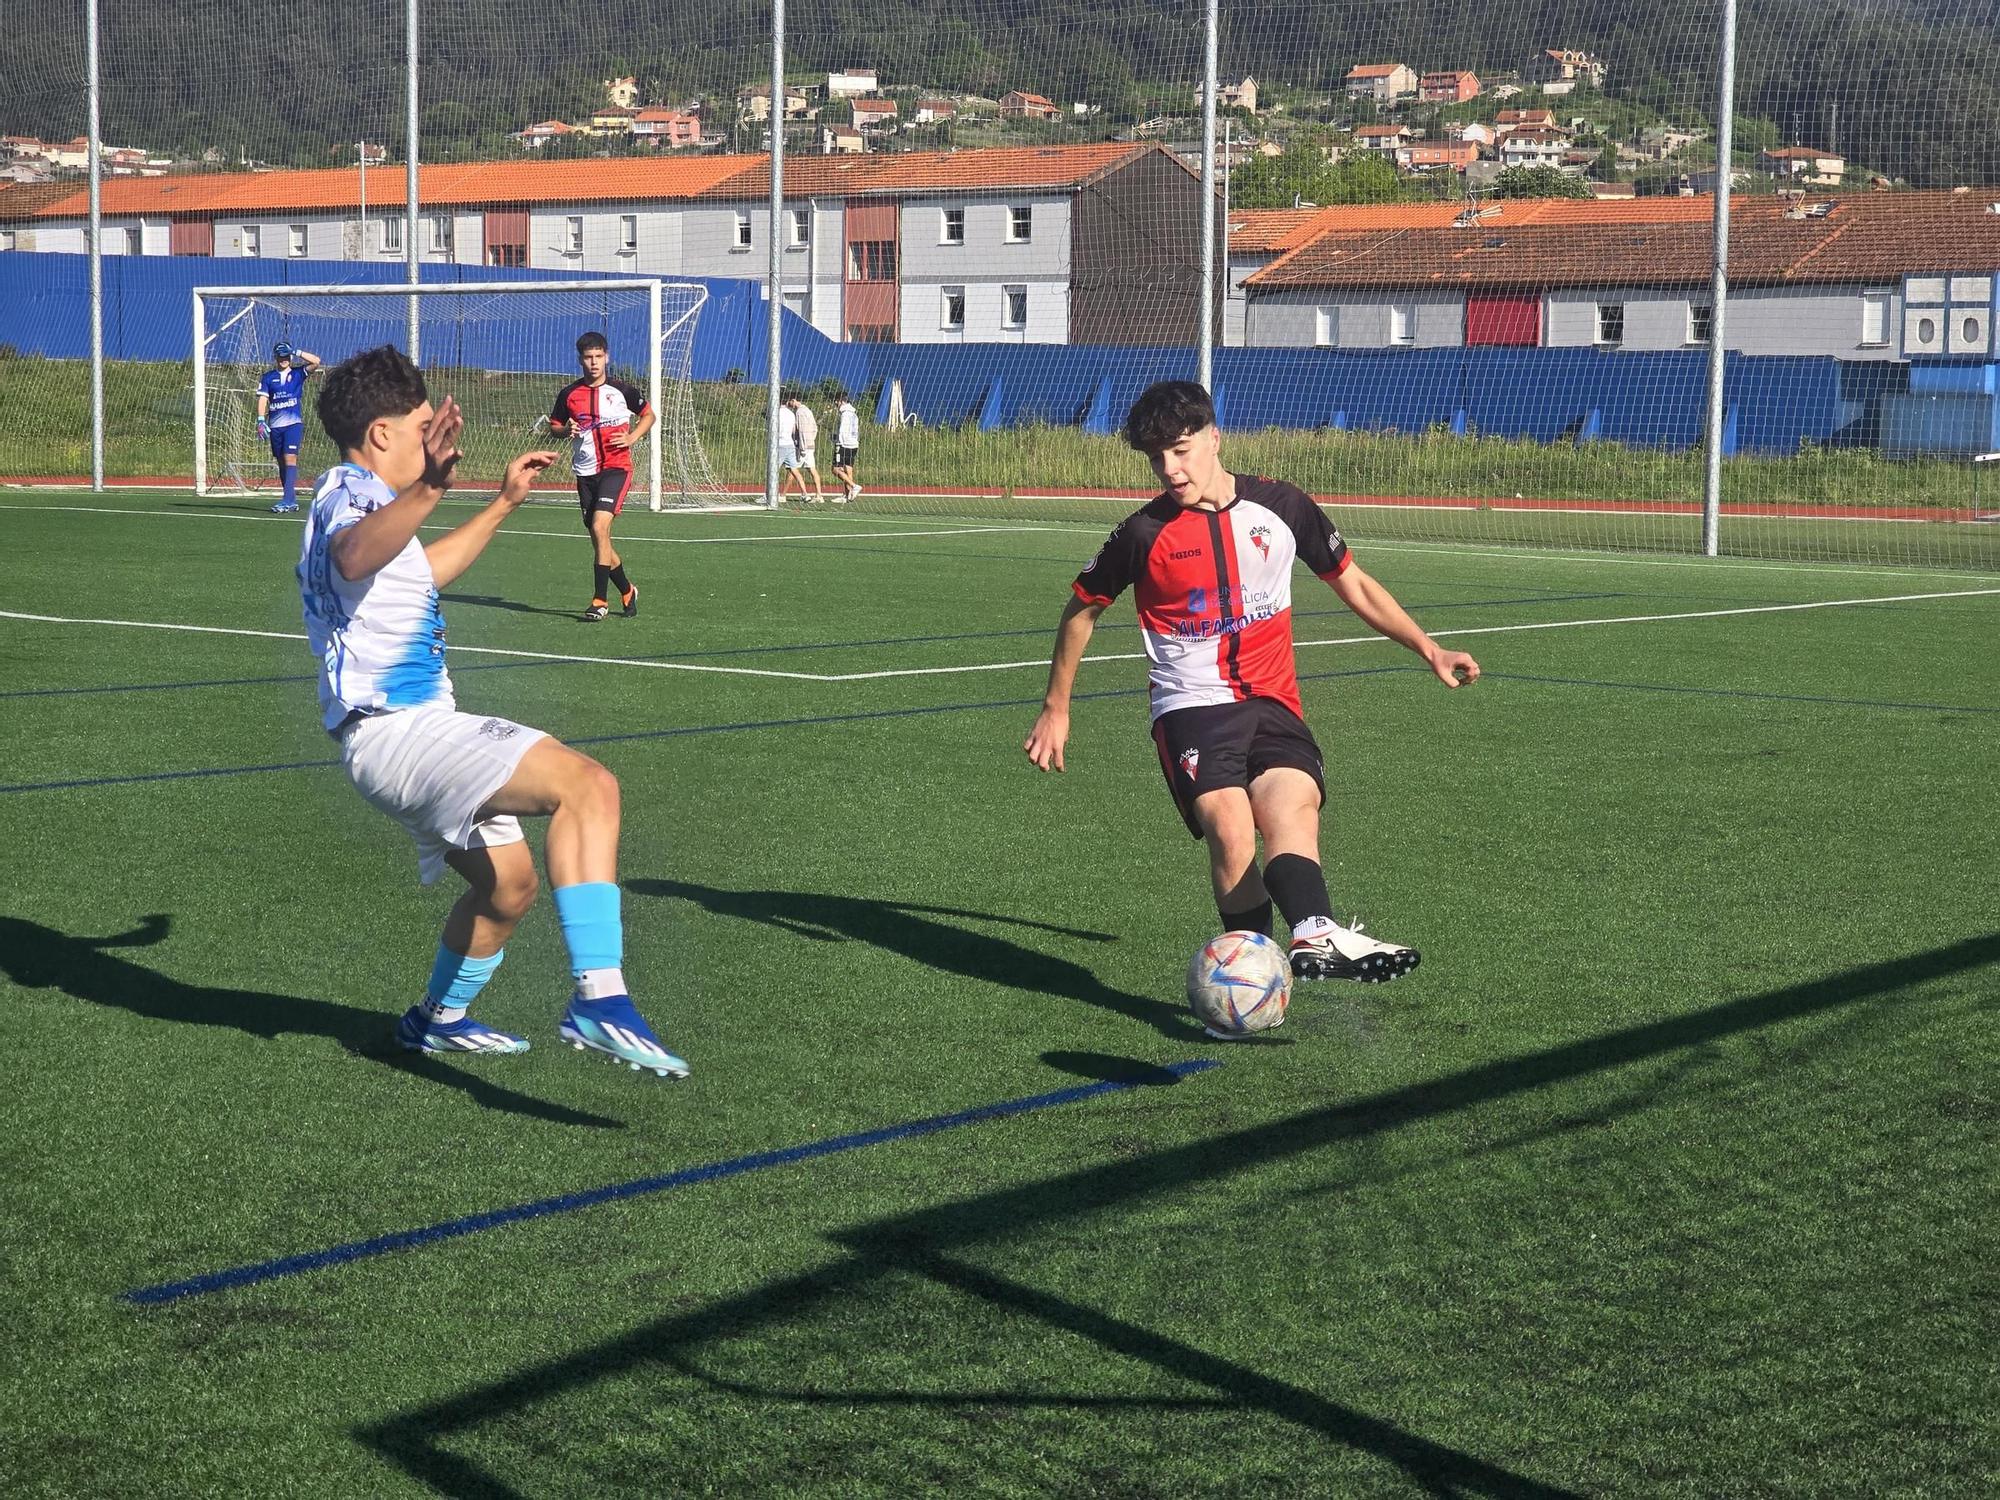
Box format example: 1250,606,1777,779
778,441,799,470
794,447,816,470
340,704,547,885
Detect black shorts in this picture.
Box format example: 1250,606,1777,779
576,468,633,522
835,446,859,468
1151,698,1325,839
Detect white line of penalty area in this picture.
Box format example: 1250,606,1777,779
4,589,1996,685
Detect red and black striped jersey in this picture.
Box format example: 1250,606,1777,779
550,377,649,476
1073,476,1351,720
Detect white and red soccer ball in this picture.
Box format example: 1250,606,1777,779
1187,930,1291,1037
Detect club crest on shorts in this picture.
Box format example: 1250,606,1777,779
478,718,520,740
1178,747,1200,781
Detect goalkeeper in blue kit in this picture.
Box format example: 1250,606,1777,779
259,341,322,514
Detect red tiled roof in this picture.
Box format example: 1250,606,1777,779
1249,191,2000,290
0,181,83,220
1346,64,1407,78
695,142,1165,200
1227,208,1324,254
1762,146,1841,161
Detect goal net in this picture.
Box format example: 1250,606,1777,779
193,279,734,509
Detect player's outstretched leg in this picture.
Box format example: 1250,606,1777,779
488,739,688,1077
1250,769,1420,983
397,844,539,1054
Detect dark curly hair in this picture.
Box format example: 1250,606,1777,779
317,345,429,454
1122,381,1215,455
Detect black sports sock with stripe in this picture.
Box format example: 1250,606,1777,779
1263,853,1333,932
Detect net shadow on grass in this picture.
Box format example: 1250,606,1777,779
354,932,1996,1500
0,915,622,1130
631,878,1202,1042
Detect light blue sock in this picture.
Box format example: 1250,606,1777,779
553,883,625,996
422,946,504,1022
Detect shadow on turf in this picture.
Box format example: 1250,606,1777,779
632,878,1202,1041
440,592,586,621
354,933,1999,1499
0,915,622,1131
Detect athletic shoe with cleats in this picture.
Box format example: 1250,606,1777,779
396,1005,531,1054
581,602,609,622
560,994,689,1078
620,586,638,618
269,500,299,514
1289,920,1420,983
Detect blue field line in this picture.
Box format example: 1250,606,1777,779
123,1058,1222,1307
1481,671,2000,715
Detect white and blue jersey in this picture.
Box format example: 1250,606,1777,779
297,463,453,734
259,366,309,429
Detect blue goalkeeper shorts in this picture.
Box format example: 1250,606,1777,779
269,423,303,461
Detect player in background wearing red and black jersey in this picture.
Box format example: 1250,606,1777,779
549,331,655,621
1024,381,1480,987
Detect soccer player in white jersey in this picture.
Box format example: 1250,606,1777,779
1023,381,1480,988
298,344,688,1076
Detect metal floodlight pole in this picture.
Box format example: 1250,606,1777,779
647,279,664,509
1702,0,1738,557
1197,0,1218,392
87,0,103,490
405,0,421,361
765,0,786,510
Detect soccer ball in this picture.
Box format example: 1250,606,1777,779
1187,931,1291,1037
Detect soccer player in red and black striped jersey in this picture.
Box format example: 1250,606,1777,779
1024,381,1480,986
549,331,654,621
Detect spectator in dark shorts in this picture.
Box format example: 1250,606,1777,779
549,331,654,621
832,388,861,502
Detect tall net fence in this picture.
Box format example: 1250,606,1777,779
3,1,2000,567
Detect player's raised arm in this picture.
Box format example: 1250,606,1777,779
328,396,465,581
1024,593,1105,771
422,449,558,588
1327,561,1480,687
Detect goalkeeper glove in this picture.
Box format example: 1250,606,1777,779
257,418,271,439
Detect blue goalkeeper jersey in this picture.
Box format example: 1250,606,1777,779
259,366,308,429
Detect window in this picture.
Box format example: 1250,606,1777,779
565,216,584,254
101,225,132,256
733,211,753,250
0,229,14,252
1313,306,1338,347
1006,205,1032,242
846,240,896,281
847,323,894,344
1861,290,1890,346
1689,301,1713,345
620,215,638,251
1002,285,1028,329
381,216,403,253
429,216,453,255
288,223,308,258
1388,302,1413,345
788,208,810,248
940,207,965,245
1595,302,1625,346
487,244,526,268
782,291,807,317
941,286,966,331
241,225,260,257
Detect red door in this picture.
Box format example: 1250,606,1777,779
1466,294,1541,346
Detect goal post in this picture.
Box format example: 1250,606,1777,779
192,278,734,509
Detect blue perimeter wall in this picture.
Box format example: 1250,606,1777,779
1,253,1913,455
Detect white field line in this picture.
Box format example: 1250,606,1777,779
3,494,1997,583
4,588,1996,686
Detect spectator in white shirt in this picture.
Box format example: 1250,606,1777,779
831,390,862,502
780,390,827,503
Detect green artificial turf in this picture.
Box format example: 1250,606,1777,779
1,491,1995,1497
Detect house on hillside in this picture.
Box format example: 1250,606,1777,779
1498,128,1574,169
822,126,866,155
1354,123,1416,156
913,99,957,125
603,76,639,109
1760,147,1844,185
1420,71,1482,104
1406,142,1479,174
851,98,899,136
1450,122,1497,148
1524,49,1607,94
1344,63,1418,104
1196,76,1260,114
1495,108,1557,135
739,84,811,123
632,110,702,149
587,105,638,135
827,69,879,98
1000,91,1063,121
515,120,576,149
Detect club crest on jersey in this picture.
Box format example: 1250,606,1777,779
1178,747,1200,781
1248,525,1272,561
1187,585,1207,614
478,718,521,740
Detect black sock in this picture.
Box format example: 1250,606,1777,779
592,563,611,604
608,564,632,600
1217,898,1273,937
1263,853,1333,931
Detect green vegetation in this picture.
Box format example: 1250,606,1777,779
1230,140,1408,209
1494,165,1595,198
2,493,1995,1495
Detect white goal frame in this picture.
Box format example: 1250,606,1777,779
194,279,712,510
